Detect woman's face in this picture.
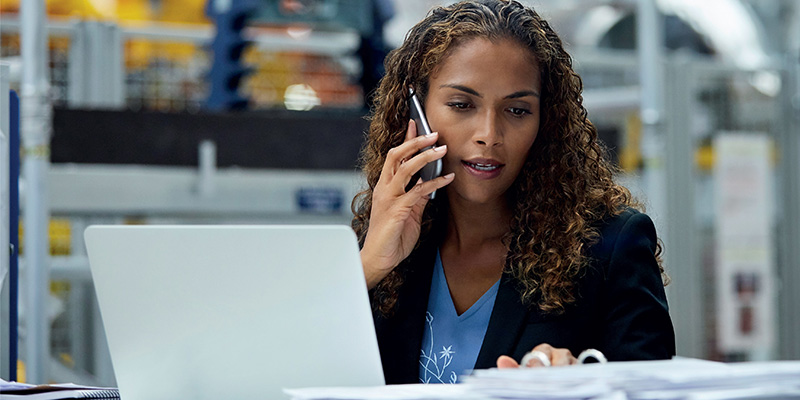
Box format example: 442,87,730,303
425,37,541,206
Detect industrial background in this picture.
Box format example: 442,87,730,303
1,0,799,387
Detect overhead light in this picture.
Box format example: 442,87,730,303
287,26,313,40
284,83,321,111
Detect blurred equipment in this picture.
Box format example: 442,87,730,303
258,0,374,34
255,0,387,108
713,134,775,354
205,0,258,110
67,21,125,109
0,62,14,382
356,0,394,108
20,0,54,386
50,108,366,169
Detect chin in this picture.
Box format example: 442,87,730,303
446,184,507,206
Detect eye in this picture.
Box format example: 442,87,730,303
447,102,473,111
507,107,531,117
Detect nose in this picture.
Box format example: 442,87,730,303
473,110,503,147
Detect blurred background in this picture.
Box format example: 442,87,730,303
0,0,799,387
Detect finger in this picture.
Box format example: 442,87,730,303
402,173,454,203
532,343,555,357
389,131,438,165
550,349,575,367
396,145,447,189
380,132,439,183
396,175,452,214
405,119,417,143
496,355,519,369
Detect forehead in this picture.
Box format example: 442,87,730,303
430,37,541,89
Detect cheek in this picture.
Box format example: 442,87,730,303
435,131,452,148
425,106,455,133
511,128,539,162
434,126,467,149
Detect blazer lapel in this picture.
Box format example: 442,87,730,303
390,242,438,383
473,274,529,369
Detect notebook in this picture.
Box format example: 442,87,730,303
0,381,120,399
84,225,385,400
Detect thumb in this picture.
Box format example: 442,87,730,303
496,355,519,369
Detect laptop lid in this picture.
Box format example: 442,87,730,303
85,225,385,400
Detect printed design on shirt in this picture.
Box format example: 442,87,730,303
419,311,458,384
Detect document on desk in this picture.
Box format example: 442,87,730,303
465,358,800,399
285,359,800,400
0,379,120,399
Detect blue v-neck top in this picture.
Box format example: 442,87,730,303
418,250,500,384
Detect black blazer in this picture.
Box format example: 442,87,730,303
373,209,676,384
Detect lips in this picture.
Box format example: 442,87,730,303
464,161,500,171
461,158,504,178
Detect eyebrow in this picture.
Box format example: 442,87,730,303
506,90,540,99
440,84,540,99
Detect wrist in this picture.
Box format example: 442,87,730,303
361,250,391,289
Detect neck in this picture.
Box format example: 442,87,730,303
444,195,512,252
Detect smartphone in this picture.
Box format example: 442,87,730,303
408,88,443,198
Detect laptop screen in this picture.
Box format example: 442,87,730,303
85,225,384,400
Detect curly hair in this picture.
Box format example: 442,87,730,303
352,0,665,315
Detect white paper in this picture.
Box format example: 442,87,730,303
285,359,800,400
467,359,800,399
0,377,35,390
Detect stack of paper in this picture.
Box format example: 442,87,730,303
286,358,800,400
465,358,800,399
0,379,120,399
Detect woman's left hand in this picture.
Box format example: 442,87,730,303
496,343,577,368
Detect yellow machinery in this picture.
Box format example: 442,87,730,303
0,0,207,24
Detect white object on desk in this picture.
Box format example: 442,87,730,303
520,350,551,367
0,379,120,399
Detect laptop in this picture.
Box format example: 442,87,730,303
84,225,385,400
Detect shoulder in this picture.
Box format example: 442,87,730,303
588,208,657,264
595,208,655,238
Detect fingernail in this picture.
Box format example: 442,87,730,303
426,131,438,137
434,145,447,152
444,173,455,179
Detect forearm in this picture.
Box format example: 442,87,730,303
361,249,393,290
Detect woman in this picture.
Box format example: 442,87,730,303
351,0,675,384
